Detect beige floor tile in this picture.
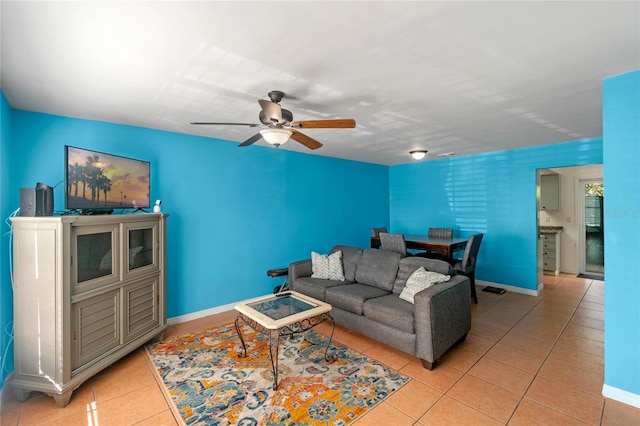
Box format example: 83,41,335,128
512,316,567,341
400,359,464,393
542,291,584,307
385,379,442,419
94,384,170,425
554,281,590,295
447,374,521,423
527,304,575,323
334,334,377,355
438,346,483,372
418,395,503,425
567,314,604,331
546,345,603,375
468,357,535,396
17,380,94,426
525,376,604,424
93,357,160,402
363,342,414,370
579,300,604,312
352,401,414,426
455,333,496,356
509,398,590,425
574,307,604,321
499,331,555,358
485,342,546,374
469,318,511,342
581,294,604,305
538,357,603,396
135,409,181,425
561,323,605,343
601,398,640,425
555,333,604,356
38,403,99,426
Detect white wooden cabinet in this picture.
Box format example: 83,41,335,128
10,213,168,407
540,173,560,211
542,231,562,276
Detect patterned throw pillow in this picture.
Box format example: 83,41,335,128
311,250,345,281
399,266,450,304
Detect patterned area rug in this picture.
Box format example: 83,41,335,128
146,322,410,425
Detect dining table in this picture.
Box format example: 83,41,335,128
370,234,468,262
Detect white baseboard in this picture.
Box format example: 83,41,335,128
603,384,640,409
167,301,237,326
476,280,540,297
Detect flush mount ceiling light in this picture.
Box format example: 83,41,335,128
410,150,427,160
260,128,292,147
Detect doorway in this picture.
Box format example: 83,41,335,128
579,180,604,276
536,165,603,287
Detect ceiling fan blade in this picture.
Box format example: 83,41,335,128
290,130,323,150
191,122,261,127
290,118,356,129
238,133,263,147
258,99,283,123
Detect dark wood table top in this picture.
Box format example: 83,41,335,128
370,234,468,261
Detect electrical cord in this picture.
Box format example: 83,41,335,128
1,207,20,388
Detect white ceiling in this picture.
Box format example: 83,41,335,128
1,1,638,165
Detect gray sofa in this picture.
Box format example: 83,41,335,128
288,245,472,369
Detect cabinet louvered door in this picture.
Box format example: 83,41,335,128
123,276,160,343
71,289,120,371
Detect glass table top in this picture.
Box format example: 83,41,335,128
246,293,317,320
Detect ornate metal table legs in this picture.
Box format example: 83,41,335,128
234,313,336,390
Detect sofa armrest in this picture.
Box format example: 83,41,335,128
413,275,472,364
288,259,313,291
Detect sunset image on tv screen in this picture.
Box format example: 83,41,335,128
66,146,150,210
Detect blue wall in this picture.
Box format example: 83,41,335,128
603,70,640,398
0,108,389,390
389,139,603,291
0,92,13,387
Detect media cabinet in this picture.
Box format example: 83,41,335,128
10,213,168,407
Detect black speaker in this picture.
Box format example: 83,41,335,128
20,183,54,216
19,188,36,217
36,182,54,216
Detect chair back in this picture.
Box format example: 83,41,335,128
460,233,484,273
379,232,408,257
371,227,388,237
428,227,453,238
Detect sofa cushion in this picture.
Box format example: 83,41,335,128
393,257,454,294
331,245,362,283
363,294,415,334
399,267,450,304
325,284,391,315
354,249,401,291
294,277,345,301
311,251,345,281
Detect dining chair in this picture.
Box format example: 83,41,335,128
428,227,453,238
451,233,484,304
414,227,454,258
379,232,408,257
371,227,388,237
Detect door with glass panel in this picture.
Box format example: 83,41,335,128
579,180,604,276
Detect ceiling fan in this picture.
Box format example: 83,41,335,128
191,91,356,150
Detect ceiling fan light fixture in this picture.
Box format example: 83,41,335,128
410,150,427,160
260,128,292,147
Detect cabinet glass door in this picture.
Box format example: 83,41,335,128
123,220,159,280
71,223,120,295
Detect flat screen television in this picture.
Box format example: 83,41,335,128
65,145,150,212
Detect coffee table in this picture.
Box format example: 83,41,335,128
234,290,336,390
